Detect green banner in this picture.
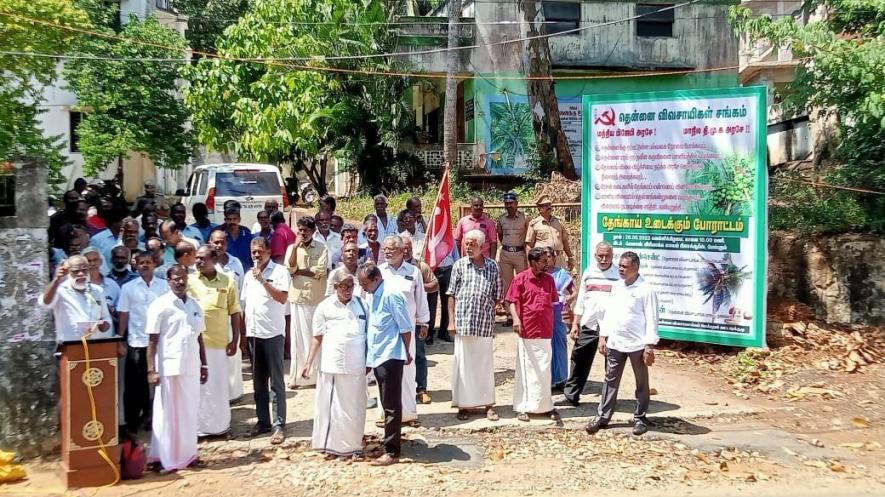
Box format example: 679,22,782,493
582,87,767,348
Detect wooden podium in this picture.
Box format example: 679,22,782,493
59,337,122,488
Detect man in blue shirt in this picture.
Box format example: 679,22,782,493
357,262,412,466
188,202,217,243
224,206,254,270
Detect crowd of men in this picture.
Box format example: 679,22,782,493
42,180,659,471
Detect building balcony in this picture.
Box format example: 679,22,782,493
738,0,804,84
396,16,475,74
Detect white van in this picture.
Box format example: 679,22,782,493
180,163,288,226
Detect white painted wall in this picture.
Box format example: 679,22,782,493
34,1,188,197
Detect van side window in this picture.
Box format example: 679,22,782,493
197,171,209,195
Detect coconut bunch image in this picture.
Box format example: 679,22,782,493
696,253,752,323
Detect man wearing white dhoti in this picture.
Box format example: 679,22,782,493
189,245,242,436
208,229,246,402
446,229,503,421
378,235,429,427
506,248,560,423
303,271,368,459
284,216,329,388
145,265,207,472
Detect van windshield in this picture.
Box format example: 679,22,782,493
214,171,280,196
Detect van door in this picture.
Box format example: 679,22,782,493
212,169,285,227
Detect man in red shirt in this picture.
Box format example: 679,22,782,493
270,211,296,264
506,247,560,423
454,197,497,258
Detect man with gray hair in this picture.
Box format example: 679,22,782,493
41,254,113,342
562,241,620,407
586,251,659,436
108,245,138,287
447,229,503,421
82,247,121,322
378,234,429,426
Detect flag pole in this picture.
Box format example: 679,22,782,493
420,162,449,263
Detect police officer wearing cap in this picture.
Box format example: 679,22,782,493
526,195,575,271
496,192,528,323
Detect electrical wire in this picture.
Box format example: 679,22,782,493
0,4,824,81
776,177,885,196
0,48,747,80
170,12,812,25
0,1,703,62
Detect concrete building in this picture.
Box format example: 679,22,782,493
35,0,193,201
399,0,741,176
737,0,814,166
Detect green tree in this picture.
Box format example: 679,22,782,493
64,3,193,176
184,0,415,195
731,1,885,231
174,0,251,55
0,1,91,189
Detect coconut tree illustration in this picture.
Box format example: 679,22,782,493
490,95,535,170
696,253,751,323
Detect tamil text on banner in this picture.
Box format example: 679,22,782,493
581,87,768,348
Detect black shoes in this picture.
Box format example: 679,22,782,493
585,416,608,434
249,423,272,437
633,417,649,436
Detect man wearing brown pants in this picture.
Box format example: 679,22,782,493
496,192,528,327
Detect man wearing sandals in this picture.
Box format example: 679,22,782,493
447,229,503,422
358,263,413,466
506,247,561,423
145,265,208,473
378,235,429,427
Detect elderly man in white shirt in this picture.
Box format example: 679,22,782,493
378,234,429,427
562,241,620,407
586,251,659,437
118,251,169,434
242,237,291,445
302,271,369,459
145,264,207,473
41,254,113,342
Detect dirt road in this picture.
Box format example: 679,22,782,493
7,323,884,497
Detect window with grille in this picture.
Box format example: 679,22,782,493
636,4,675,38
70,111,82,153
156,0,174,11
0,172,14,217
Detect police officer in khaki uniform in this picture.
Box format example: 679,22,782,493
526,195,575,271
496,192,528,301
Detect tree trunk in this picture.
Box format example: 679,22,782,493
305,156,328,196
442,0,462,168
518,1,577,180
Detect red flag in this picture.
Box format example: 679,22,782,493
422,166,456,271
